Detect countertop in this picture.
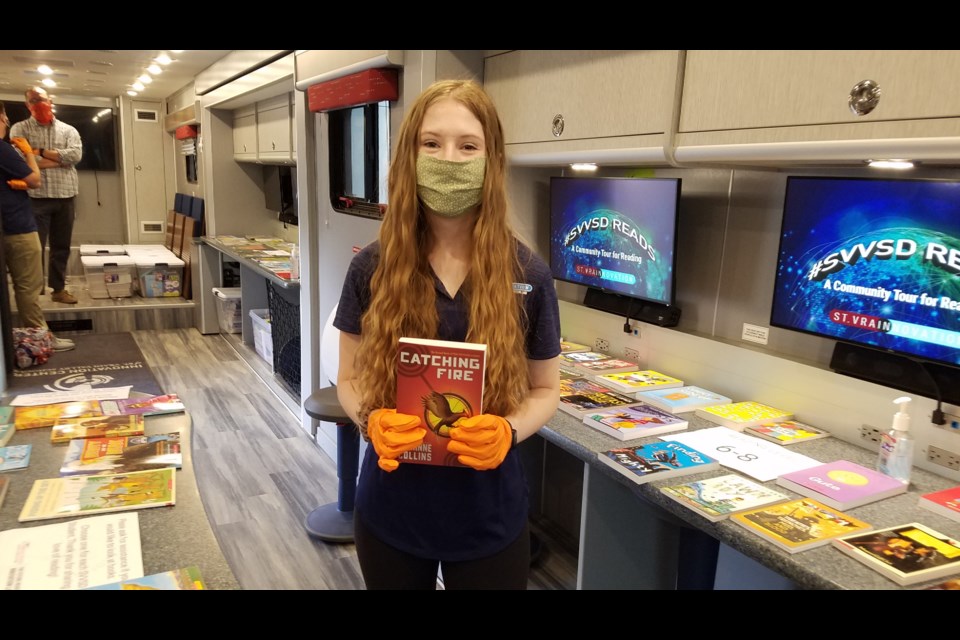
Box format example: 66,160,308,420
199,236,299,289
0,411,240,590
540,409,960,590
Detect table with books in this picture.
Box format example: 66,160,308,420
0,403,240,590
542,356,960,589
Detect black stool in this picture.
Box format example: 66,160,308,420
303,386,360,543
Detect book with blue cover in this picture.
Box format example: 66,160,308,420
635,386,733,414
0,444,31,471
597,440,718,486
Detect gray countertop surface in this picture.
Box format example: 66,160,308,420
0,411,240,590
541,409,960,590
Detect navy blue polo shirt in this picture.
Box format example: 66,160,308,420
0,141,38,235
335,239,561,561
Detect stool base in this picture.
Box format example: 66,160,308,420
304,503,354,543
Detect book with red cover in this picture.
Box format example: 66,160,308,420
918,485,960,524
775,459,907,511
396,337,487,467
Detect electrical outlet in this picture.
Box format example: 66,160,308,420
927,445,960,471
860,424,884,445
936,410,960,432
594,338,610,353
624,347,640,362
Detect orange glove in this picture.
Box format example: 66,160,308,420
448,414,515,471
9,137,34,157
6,179,28,190
367,408,427,472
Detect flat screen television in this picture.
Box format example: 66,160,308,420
549,176,681,316
264,165,298,226
2,100,117,172
771,176,960,372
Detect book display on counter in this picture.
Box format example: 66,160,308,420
743,420,830,445
594,370,683,396
14,400,102,430
634,386,733,414
832,522,960,586
597,440,718,486
731,497,873,554
775,459,907,511
395,337,486,467
50,414,145,444
660,473,791,522
582,404,688,441
917,486,960,524
60,433,182,477
695,401,794,431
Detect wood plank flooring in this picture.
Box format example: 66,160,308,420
131,328,576,590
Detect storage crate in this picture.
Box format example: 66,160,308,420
80,244,125,256
213,287,242,334
137,257,185,297
81,255,136,299
250,308,273,367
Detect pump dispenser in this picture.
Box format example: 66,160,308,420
877,396,914,484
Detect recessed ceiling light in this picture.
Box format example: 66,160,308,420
147,64,162,75
138,74,152,84
127,90,138,96
570,163,599,172
867,159,915,170
37,64,53,75
132,82,145,91
155,54,172,65
170,50,185,53
41,78,56,88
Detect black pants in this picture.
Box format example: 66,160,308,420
354,511,530,590
32,197,75,293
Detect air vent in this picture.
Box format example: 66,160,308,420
12,56,75,67
141,221,163,233
135,110,158,122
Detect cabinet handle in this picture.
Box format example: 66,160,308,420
849,79,881,116
552,114,565,137
272,142,276,150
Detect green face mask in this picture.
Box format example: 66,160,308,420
416,155,486,218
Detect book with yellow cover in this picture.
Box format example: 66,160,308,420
14,400,102,430
694,401,793,432
86,566,204,590
595,370,684,397
18,468,176,522
730,497,872,554
833,523,960,586
50,414,145,444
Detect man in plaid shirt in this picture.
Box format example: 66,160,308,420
11,86,83,304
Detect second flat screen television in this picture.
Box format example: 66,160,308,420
549,177,680,308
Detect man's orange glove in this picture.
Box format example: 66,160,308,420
9,137,34,157
448,414,515,471
6,179,28,190
367,409,427,472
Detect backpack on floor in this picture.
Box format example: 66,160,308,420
13,327,54,369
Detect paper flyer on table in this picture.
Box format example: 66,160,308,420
659,427,820,481
10,386,133,407
0,512,143,590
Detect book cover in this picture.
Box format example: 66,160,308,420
86,566,205,590
0,444,32,471
60,432,182,476
634,386,733,414
560,340,591,353
695,401,794,431
560,376,618,396
50,414,145,444
832,522,960,586
744,420,830,445
595,370,684,396
0,405,12,428
558,389,642,418
18,468,176,522
575,358,641,375
0,422,14,447
14,400,102,430
918,486,960,524
924,578,960,590
596,440,718,486
395,337,487,467
559,351,612,367
0,512,143,589
731,497,873,553
660,473,791,522
0,476,8,509
776,459,907,511
100,394,185,416
582,403,689,441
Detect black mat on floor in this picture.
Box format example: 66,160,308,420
7,332,164,397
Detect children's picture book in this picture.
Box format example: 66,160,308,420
731,497,873,553
582,403,689,441
86,566,205,590
100,394,185,416
50,414,145,444
661,427,820,482
559,350,612,366
634,386,733,414
924,578,960,590
560,376,618,396
575,358,641,375
395,337,487,467
832,522,960,586
917,486,960,524
660,473,791,522
0,422,15,447
594,370,683,396
14,400,102,430
597,440,718,486
60,432,182,476
560,340,591,353
0,444,32,471
18,467,176,522
695,401,794,431
744,420,830,445
776,459,907,511
558,389,643,419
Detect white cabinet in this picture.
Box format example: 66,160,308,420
256,93,294,164
483,50,681,164
232,105,257,161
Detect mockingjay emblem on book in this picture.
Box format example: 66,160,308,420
422,390,473,437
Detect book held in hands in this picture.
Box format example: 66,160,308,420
775,459,907,511
597,440,718,486
660,473,790,522
731,497,873,554
634,386,732,415
395,337,487,467
695,401,793,431
744,420,830,446
832,522,960,586
582,404,688,441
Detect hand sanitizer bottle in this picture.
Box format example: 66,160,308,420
289,244,300,280
877,396,914,485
